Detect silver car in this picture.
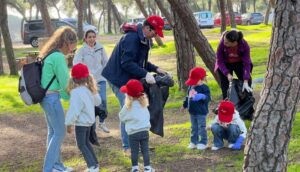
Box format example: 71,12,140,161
241,13,264,25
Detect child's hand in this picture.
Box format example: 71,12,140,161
188,89,197,98
179,106,185,113
206,126,211,130
67,126,72,134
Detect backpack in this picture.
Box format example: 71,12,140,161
18,50,58,105
119,22,137,34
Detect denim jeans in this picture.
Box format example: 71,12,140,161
211,123,241,147
128,131,150,167
109,82,129,150
190,114,208,145
40,93,66,172
97,81,107,123
75,126,98,168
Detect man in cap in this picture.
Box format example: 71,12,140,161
102,15,167,153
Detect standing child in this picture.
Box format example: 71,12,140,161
181,67,211,150
208,100,247,150
65,63,101,172
119,79,154,172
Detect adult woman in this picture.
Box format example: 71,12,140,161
73,26,110,147
215,30,253,99
40,26,77,172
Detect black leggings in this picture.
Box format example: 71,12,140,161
217,62,253,99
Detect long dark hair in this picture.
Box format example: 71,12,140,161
225,30,243,43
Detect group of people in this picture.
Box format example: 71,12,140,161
38,14,253,172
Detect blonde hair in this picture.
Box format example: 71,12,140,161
125,93,149,109
67,75,98,94
39,26,77,58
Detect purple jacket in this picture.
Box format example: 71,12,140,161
215,37,252,80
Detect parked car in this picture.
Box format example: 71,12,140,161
241,13,264,25
214,12,242,26
163,17,172,30
193,11,214,28
127,17,145,24
22,19,76,47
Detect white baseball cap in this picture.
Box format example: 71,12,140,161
83,25,98,37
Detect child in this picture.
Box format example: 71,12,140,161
208,100,247,150
181,67,211,150
65,63,101,172
119,79,154,172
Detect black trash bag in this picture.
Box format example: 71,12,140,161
95,104,107,119
227,79,255,120
141,73,174,137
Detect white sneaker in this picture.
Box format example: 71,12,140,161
99,122,110,133
131,166,139,172
144,166,155,172
211,146,223,151
52,167,74,172
196,144,207,150
228,143,234,148
187,143,197,149
86,166,99,172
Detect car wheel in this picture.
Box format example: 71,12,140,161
30,37,38,48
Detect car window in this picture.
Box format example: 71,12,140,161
28,23,45,31
252,13,262,17
56,21,69,28
200,13,212,19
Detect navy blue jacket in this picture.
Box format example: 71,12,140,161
183,84,211,115
102,24,158,88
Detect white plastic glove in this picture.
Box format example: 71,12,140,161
242,82,253,92
145,73,156,84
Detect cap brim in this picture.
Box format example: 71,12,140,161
156,29,164,38
120,86,127,93
185,79,197,86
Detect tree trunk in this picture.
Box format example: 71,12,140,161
208,0,212,11
77,0,84,40
241,0,247,14
37,0,54,36
29,4,33,20
243,1,300,171
135,0,164,46
154,0,174,26
172,5,195,91
0,28,4,75
108,0,123,27
264,2,271,25
107,0,112,34
227,0,236,28
201,0,206,10
35,7,39,19
97,10,104,33
87,0,92,24
220,0,226,33
0,0,17,75
253,0,256,12
52,0,61,19
167,0,220,86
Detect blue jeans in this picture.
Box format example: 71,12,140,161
40,93,66,172
128,131,150,167
97,81,107,123
75,126,98,168
211,123,241,147
109,82,129,150
190,114,207,145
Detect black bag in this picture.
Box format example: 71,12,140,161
95,104,107,119
18,50,58,105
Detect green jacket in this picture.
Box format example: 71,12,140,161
41,51,70,100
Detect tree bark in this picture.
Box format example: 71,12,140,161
220,0,226,33
240,0,247,14
97,10,104,33
154,0,174,26
264,2,271,25
227,0,236,28
167,0,220,86
0,28,4,75
0,0,17,75
243,1,300,171
107,0,112,34
52,0,61,19
135,0,163,46
172,3,195,91
77,0,84,40
253,0,256,12
37,0,54,36
87,0,93,24
208,0,212,11
108,0,123,27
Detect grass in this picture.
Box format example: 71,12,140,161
1,24,300,171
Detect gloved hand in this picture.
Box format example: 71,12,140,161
242,82,253,92
145,73,156,84
231,136,245,150
192,93,207,101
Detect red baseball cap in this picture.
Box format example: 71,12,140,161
146,15,164,38
185,67,206,86
71,63,89,79
120,79,144,98
218,101,235,123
